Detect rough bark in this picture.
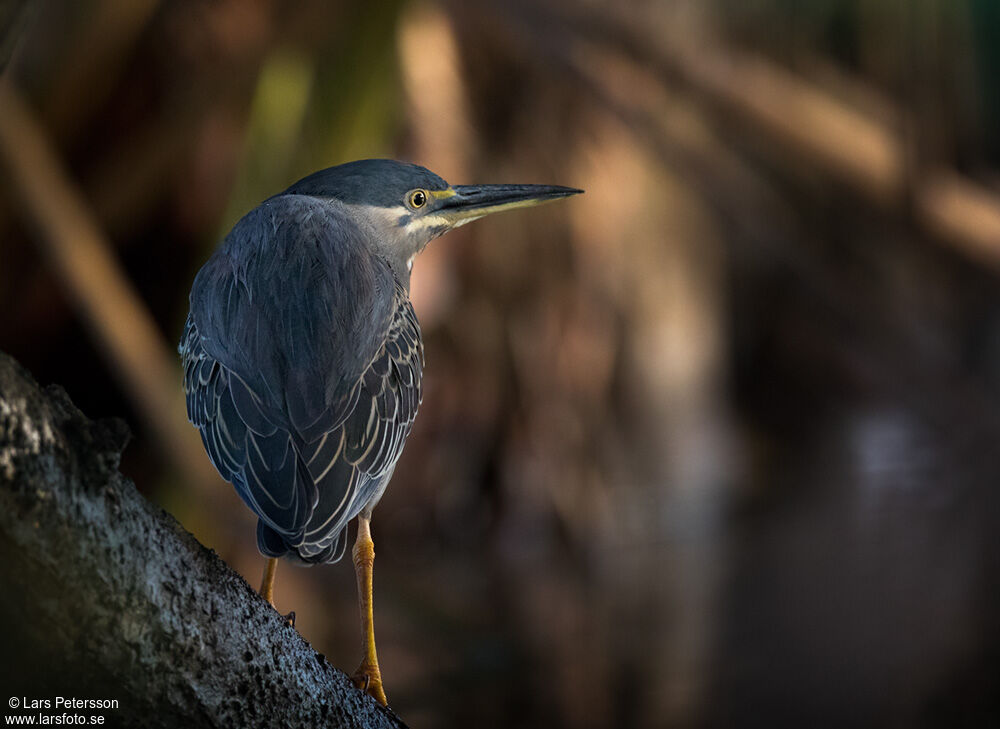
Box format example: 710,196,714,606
0,351,407,729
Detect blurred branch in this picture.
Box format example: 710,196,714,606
0,79,220,493
916,171,1000,266
497,0,1000,269
0,351,406,729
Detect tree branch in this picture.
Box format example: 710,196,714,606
0,351,407,729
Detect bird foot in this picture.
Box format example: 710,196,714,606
351,662,388,706
259,593,294,627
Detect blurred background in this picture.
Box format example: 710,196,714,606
2,0,1000,726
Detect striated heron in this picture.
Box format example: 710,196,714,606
179,159,581,705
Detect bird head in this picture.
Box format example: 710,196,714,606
282,159,582,283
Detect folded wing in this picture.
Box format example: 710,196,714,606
180,195,423,562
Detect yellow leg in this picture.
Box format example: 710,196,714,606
259,557,278,605
351,516,387,705
258,557,295,627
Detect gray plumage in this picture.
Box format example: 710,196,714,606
181,179,425,563
180,159,580,565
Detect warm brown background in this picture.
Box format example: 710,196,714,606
2,1,999,727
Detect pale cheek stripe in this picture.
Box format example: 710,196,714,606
404,214,450,234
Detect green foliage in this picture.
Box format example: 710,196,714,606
219,0,408,238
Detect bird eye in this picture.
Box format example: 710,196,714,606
408,190,428,209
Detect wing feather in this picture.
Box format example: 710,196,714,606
297,281,423,553
181,195,423,564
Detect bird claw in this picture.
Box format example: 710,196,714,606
351,664,387,706
283,610,296,628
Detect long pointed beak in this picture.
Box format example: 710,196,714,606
437,183,583,226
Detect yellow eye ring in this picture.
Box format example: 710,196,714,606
408,189,428,208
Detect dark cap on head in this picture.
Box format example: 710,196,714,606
282,159,450,208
